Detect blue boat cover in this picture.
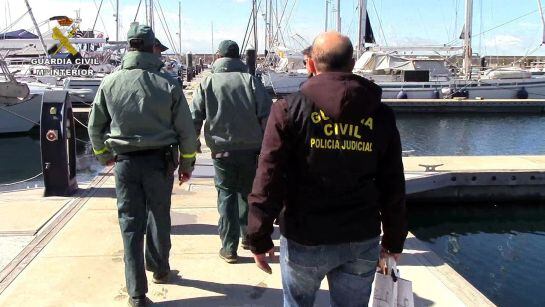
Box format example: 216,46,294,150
0,29,38,39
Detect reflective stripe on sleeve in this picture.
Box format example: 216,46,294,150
181,152,196,159
93,147,109,155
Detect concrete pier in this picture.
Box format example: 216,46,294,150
0,165,494,307
2,155,541,306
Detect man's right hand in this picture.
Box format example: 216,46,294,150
378,247,401,274
253,247,276,274
178,170,192,185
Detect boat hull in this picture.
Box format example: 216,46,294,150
0,94,42,134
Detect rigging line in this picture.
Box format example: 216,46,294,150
93,0,109,37
282,0,298,39
0,172,43,187
74,117,89,129
92,0,105,33
6,0,11,29
76,137,90,144
277,0,292,46
371,0,388,46
508,44,543,66
134,0,143,22
273,0,290,46
0,10,30,34
240,5,255,56
345,2,357,37
158,0,180,55
155,1,176,50
156,0,179,55
241,0,263,55
446,9,539,46
242,0,263,54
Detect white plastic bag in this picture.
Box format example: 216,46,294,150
370,258,414,307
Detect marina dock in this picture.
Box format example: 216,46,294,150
3,155,543,306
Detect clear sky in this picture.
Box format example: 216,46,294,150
2,0,545,56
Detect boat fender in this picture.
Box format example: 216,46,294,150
441,88,452,97
516,87,528,99
397,90,408,99
432,89,440,99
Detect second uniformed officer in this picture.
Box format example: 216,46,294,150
88,23,197,307
191,40,272,263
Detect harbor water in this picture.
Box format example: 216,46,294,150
1,114,544,306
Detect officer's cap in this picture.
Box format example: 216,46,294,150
154,39,169,52
127,22,155,48
217,40,239,58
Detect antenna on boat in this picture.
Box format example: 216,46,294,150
23,0,48,58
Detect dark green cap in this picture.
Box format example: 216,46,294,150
154,39,169,52
127,22,155,47
217,40,239,58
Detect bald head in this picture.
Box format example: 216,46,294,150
311,31,354,73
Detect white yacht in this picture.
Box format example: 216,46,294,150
261,0,545,101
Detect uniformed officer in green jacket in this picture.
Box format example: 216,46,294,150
191,40,272,264
88,23,197,307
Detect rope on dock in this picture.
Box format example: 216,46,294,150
74,117,89,129
0,172,43,187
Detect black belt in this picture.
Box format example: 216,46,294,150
116,148,166,161
211,149,260,159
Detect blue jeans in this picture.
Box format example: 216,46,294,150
280,236,380,307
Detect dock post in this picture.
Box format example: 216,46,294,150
186,53,193,82
246,48,256,76
40,90,78,197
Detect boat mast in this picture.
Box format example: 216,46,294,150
538,0,545,44
325,0,329,31
269,0,273,48
179,1,182,55
264,0,268,52
357,0,367,59
336,0,341,32
253,0,258,52
463,0,473,79
149,0,154,29
115,0,119,41
23,0,48,57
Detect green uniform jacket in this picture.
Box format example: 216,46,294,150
191,57,272,153
87,51,197,172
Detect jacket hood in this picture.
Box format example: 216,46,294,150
300,72,382,121
121,51,164,71
212,57,248,73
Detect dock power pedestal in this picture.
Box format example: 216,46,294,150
40,90,78,197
